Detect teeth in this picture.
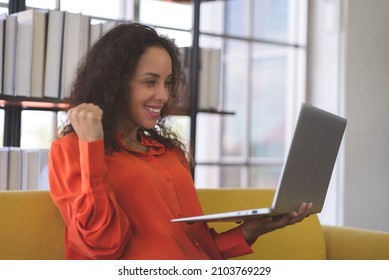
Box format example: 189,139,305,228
145,106,161,113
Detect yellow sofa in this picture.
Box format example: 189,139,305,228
1,189,389,260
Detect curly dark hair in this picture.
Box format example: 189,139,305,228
59,23,189,157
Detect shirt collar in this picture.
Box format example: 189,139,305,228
117,133,166,155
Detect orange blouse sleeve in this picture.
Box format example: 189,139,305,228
48,138,131,259
174,149,253,259
211,227,253,259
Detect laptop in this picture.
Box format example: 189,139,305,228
171,103,347,223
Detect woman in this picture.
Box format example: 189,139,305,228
49,23,311,260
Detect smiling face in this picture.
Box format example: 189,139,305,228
124,46,172,131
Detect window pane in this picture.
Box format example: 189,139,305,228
250,43,287,158
140,0,192,30
26,0,57,10
196,113,221,162
21,110,56,149
252,0,288,42
195,165,221,188
199,34,223,49
170,115,190,152
221,40,249,157
155,28,191,48
220,166,244,188
249,165,281,188
225,0,250,37
61,0,121,19
0,109,4,146
196,165,248,188
200,0,225,34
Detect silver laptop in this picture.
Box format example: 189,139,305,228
171,103,347,223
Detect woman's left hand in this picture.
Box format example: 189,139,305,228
240,202,313,244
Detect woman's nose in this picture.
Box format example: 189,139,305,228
156,84,169,102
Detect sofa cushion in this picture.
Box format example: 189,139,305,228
197,188,327,259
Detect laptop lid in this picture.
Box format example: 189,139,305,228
171,103,347,223
269,103,347,215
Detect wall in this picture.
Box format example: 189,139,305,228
342,0,389,232
307,0,389,232
306,0,343,226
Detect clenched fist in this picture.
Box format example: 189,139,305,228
67,103,104,142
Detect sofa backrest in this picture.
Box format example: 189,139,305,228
197,188,327,260
0,190,65,260
0,189,327,260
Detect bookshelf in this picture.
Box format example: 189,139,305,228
0,0,229,177
1,0,116,146
1,0,23,147
1,0,66,146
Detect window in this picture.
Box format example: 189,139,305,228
194,0,307,188
0,0,8,14
26,0,57,10
60,0,122,20
139,0,192,30
20,110,57,149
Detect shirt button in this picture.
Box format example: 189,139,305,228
165,175,172,181
194,241,200,247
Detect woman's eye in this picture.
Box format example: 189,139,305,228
165,79,172,88
145,80,156,86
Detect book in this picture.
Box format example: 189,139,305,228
21,149,30,190
0,147,9,191
0,14,6,95
37,149,49,190
80,14,90,57
90,21,102,47
30,9,49,98
3,14,18,96
21,149,49,190
198,48,211,110
43,10,64,99
14,9,49,98
7,147,22,190
198,48,221,110
176,47,221,113
101,20,118,36
15,12,33,97
208,48,221,109
60,12,90,100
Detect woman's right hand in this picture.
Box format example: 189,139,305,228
240,202,312,245
67,103,104,142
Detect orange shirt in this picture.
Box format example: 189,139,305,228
48,133,253,259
